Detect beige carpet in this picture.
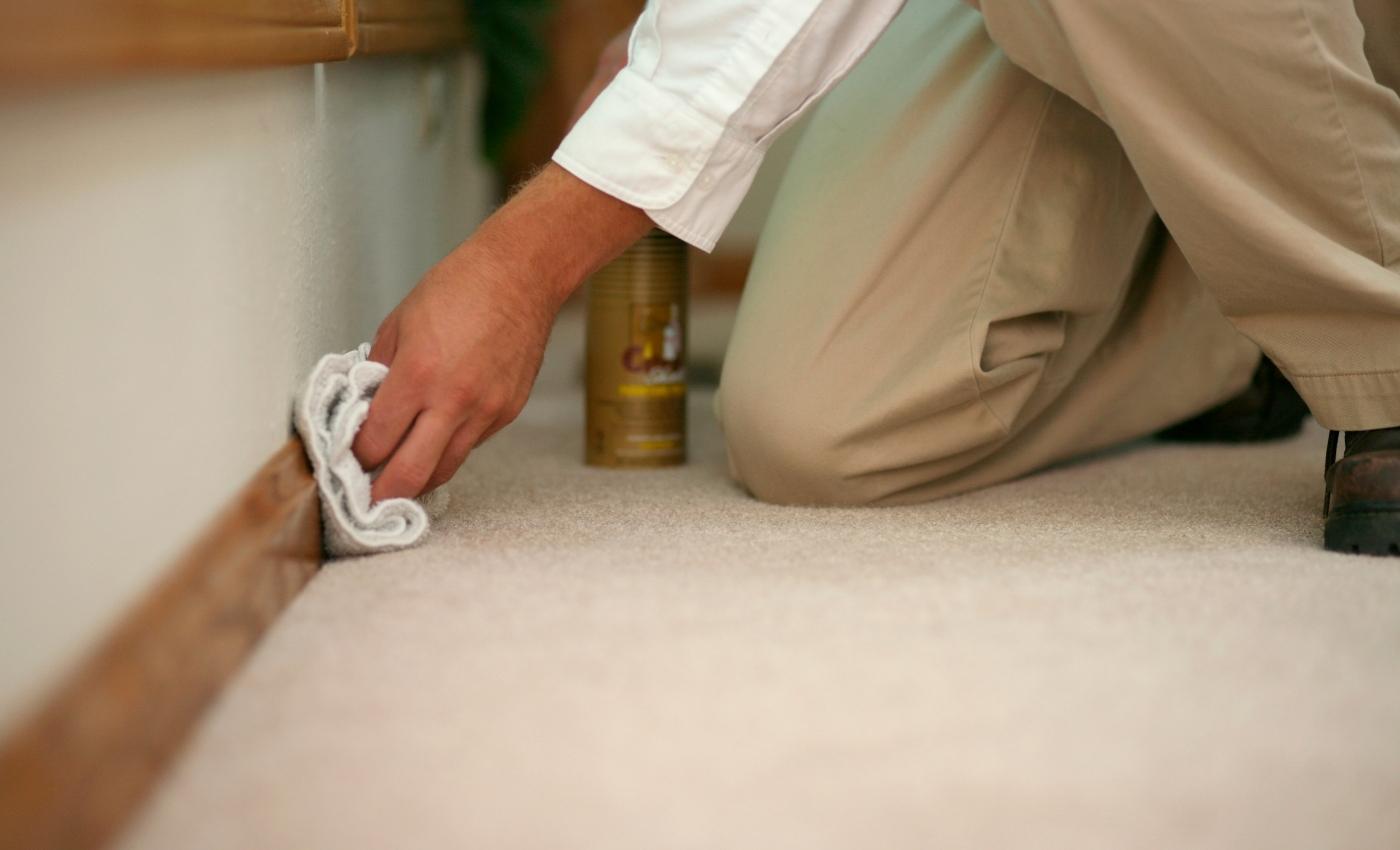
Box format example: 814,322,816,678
121,306,1400,850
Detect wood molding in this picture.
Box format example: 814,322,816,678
355,0,468,56
0,0,475,82
0,0,356,82
0,438,323,850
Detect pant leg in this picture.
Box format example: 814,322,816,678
1354,0,1400,94
716,0,1259,507
975,0,1400,430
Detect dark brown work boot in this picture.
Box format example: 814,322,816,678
1158,357,1309,443
1324,428,1400,556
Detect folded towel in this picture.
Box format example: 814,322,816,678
294,344,449,557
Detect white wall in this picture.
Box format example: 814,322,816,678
0,54,494,730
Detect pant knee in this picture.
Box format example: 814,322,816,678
718,347,1036,507
717,369,881,507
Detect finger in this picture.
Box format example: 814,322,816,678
371,411,458,502
368,314,399,365
421,414,510,495
353,365,422,470
477,407,518,445
422,416,492,493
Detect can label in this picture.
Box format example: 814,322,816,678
586,234,688,468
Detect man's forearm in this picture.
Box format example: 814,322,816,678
468,163,655,311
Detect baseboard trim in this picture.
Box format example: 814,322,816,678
356,0,469,55
0,438,323,850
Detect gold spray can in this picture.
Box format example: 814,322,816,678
585,230,688,467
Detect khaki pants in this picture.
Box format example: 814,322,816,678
717,0,1400,506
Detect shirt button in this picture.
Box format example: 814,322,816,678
663,154,683,170
697,174,715,189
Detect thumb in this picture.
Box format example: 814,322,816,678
368,311,400,365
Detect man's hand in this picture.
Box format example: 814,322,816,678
354,164,653,502
353,241,552,501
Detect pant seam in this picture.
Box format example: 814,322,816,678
1292,367,1400,379
966,87,1057,436
1297,0,1388,267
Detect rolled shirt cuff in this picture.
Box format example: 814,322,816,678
553,66,768,253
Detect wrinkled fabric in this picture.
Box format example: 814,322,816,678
294,344,449,557
715,0,1400,506
554,0,908,251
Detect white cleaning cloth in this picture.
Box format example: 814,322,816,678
294,344,449,557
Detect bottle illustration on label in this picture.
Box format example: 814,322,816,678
619,302,685,398
662,304,682,363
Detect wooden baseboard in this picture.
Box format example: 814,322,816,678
0,438,323,850
356,0,469,56
0,0,356,83
0,0,475,83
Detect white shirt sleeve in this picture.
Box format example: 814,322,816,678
552,0,908,252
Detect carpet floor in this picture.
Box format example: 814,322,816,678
121,307,1400,850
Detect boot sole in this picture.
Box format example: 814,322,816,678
1324,502,1400,556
